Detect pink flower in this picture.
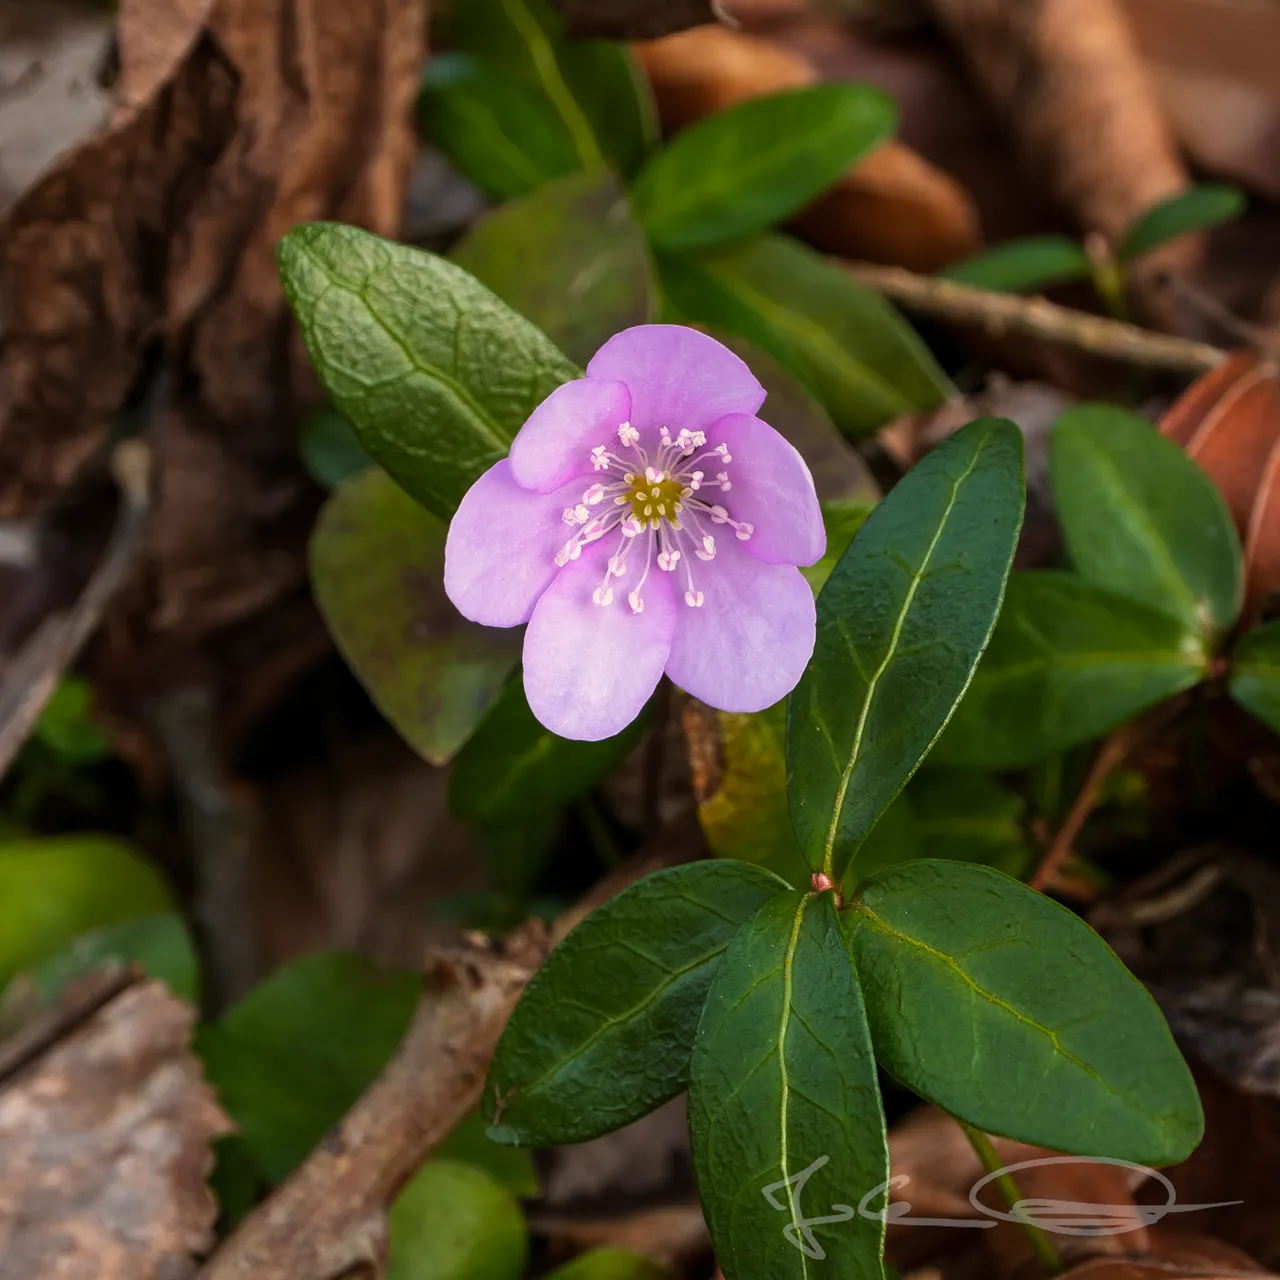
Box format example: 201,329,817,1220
444,325,825,741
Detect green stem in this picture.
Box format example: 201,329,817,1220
960,1123,1065,1274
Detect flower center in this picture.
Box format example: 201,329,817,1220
553,421,755,615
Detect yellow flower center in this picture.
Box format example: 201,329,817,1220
628,476,685,527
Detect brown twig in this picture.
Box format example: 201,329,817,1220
843,261,1228,375
196,830,698,1280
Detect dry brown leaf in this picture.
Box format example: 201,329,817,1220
0,977,232,1279
553,0,720,39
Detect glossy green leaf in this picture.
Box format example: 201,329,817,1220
300,408,373,489
419,53,581,201
23,914,199,1006
660,235,953,436
484,860,787,1147
1051,403,1243,638
1228,618,1280,735
633,84,895,252
847,860,1204,1165
689,891,888,1280
905,771,1029,877
449,0,654,178
1118,184,1246,263
941,235,1091,293
278,223,578,520
388,1160,527,1280
449,679,646,825
311,468,519,765
936,572,1206,768
0,836,173,992
451,170,655,366
198,952,418,1183
787,419,1025,881
544,1249,672,1280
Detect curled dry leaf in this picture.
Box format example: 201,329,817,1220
634,25,981,272
0,977,232,1280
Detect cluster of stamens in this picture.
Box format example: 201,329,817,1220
554,421,754,613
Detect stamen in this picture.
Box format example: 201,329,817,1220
696,535,716,561
684,590,704,608
657,549,681,572
716,471,732,492
592,586,614,606
618,421,639,447
735,522,754,541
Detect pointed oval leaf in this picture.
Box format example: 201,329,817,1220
311,468,519,765
278,223,578,520
1118,184,1246,264
847,860,1204,1166
300,408,373,489
633,84,895,252
940,235,1091,294
1229,618,1280,734
935,572,1208,768
451,170,656,367
485,860,788,1147
659,236,952,437
543,1250,672,1280
787,419,1024,881
690,891,888,1280
1051,404,1243,639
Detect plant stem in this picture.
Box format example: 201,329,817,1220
961,1123,1065,1274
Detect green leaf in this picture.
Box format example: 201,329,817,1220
905,771,1029,877
0,836,173,992
418,53,582,201
1228,619,1280,734
936,572,1207,768
311,468,519,765
1051,404,1243,638
436,1110,539,1196
449,0,655,179
787,419,1025,880
23,914,199,1006
388,1160,527,1280
198,952,418,1183
299,408,374,490
847,860,1204,1165
32,675,111,764
544,1250,672,1280
278,223,578,520
449,679,647,825
484,860,787,1147
633,84,894,252
941,236,1091,293
689,891,888,1280
659,235,953,436
802,498,875,595
1119,184,1246,263
451,170,656,367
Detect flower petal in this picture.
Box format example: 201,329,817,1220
523,541,676,741
586,325,765,436
709,413,826,566
664,536,815,713
509,377,632,493
444,461,581,627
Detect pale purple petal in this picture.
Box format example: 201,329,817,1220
444,461,582,627
586,325,765,436
523,542,676,741
709,413,826,567
664,537,815,712
508,378,632,493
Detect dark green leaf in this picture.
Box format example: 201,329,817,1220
484,860,787,1147
940,236,1091,293
0,836,173,992
33,675,111,763
787,419,1025,881
300,408,373,489
905,771,1029,877
847,860,1204,1164
689,891,888,1280
633,84,894,252
209,1135,263,1230
1118,184,1246,263
659,235,953,436
449,679,646,825
1051,404,1242,638
802,498,875,594
198,952,418,1183
1229,619,1280,735
311,468,519,765
451,170,655,366
278,223,578,520
418,54,582,201
544,1250,672,1280
449,0,655,178
388,1160,527,1280
936,572,1207,768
